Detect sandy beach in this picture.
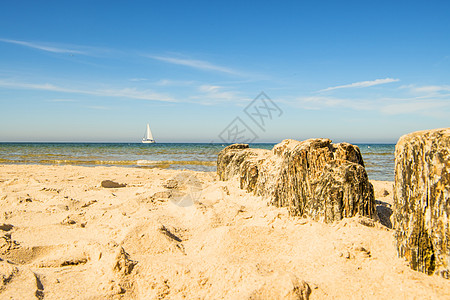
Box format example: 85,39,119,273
0,164,448,299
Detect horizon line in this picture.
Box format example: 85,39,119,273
0,140,398,144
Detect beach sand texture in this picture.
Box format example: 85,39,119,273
0,164,448,299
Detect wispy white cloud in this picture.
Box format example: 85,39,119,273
0,80,77,93
129,78,148,82
86,105,110,110
400,84,450,94
154,79,196,86
95,88,175,102
198,85,221,93
46,99,77,103
0,79,175,102
319,78,400,92
188,85,244,105
146,55,241,76
0,38,118,58
293,92,450,118
380,99,449,116
0,38,86,54
295,96,374,110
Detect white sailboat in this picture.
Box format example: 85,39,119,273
142,123,156,143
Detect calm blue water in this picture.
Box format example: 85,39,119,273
357,144,395,181
0,143,395,181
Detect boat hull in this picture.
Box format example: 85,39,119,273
142,140,156,144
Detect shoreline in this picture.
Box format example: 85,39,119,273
0,142,396,181
1,164,446,299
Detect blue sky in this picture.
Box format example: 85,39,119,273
1,0,449,143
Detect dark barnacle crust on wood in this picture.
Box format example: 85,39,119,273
217,139,376,223
393,128,450,278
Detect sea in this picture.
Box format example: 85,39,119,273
0,143,395,181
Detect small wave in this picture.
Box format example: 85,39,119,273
136,160,165,165
137,160,215,166
361,152,395,156
31,159,132,166
0,158,216,168
0,158,14,163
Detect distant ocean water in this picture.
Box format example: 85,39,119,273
0,142,395,181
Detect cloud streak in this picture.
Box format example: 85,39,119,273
294,93,450,118
0,79,175,103
401,84,450,94
147,55,241,76
154,79,196,86
319,78,400,92
380,99,450,116
295,96,374,111
187,85,246,105
0,38,86,54
46,99,77,103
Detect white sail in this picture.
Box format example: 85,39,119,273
146,124,154,140
142,123,156,143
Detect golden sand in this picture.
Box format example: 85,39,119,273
0,164,448,299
